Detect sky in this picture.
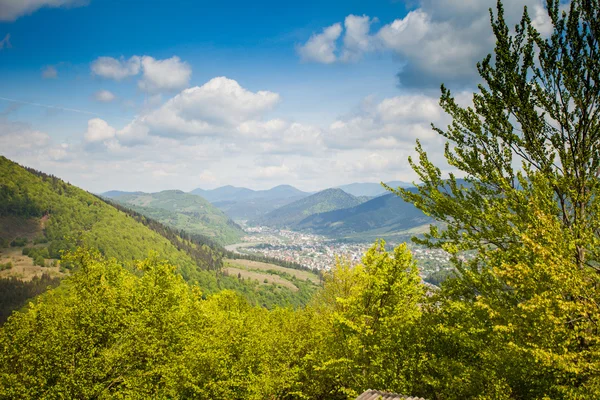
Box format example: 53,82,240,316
0,0,553,193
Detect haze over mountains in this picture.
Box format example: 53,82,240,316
99,180,432,241
190,185,310,220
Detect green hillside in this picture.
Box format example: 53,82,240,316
0,157,319,319
253,188,364,228
0,156,212,281
295,192,433,239
109,190,244,245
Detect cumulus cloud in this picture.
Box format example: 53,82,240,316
138,56,191,92
91,56,141,80
84,118,116,142
341,15,376,62
93,90,116,102
326,93,448,149
0,0,87,22
297,0,555,87
42,65,58,79
297,23,342,64
0,33,11,49
140,76,280,136
91,55,192,93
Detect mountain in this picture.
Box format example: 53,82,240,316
190,184,309,203
190,184,311,220
336,181,413,197
295,190,433,238
190,185,255,203
107,190,244,245
0,156,319,321
254,188,365,228
0,156,221,283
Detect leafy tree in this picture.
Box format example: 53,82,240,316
389,1,600,398
303,241,424,398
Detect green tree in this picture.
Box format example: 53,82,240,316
389,1,600,398
304,241,424,399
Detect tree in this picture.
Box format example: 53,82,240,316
305,241,424,398
388,1,600,398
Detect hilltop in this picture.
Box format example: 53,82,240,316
295,191,433,239
253,188,365,228
191,184,310,220
106,190,244,245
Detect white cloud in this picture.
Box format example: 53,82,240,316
91,56,141,80
0,33,11,49
297,0,555,87
252,164,294,180
93,90,116,102
326,93,448,149
42,65,58,79
91,55,193,93
47,143,71,161
138,56,191,92
297,23,342,64
341,15,376,62
0,0,87,22
0,118,50,153
84,118,116,142
141,76,280,136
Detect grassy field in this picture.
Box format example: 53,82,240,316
225,259,320,284
0,245,63,281
224,266,298,291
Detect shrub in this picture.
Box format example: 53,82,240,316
10,238,28,247
0,262,12,271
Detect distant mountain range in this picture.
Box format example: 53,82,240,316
189,185,311,220
101,181,427,239
102,190,244,245
253,188,366,228
190,185,309,203
335,181,413,197
295,190,433,238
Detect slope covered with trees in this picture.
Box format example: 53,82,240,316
295,191,432,237
2,1,600,399
106,190,244,245
253,188,365,228
0,157,318,313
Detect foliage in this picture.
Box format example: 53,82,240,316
111,190,244,245
0,242,423,399
0,262,12,271
0,273,60,324
388,0,600,398
9,237,27,247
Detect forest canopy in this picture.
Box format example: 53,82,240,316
1,0,600,399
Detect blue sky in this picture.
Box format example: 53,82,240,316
0,0,552,192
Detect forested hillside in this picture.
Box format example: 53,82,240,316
106,190,244,245
0,157,319,317
2,1,600,399
0,156,210,280
296,192,432,237
254,188,365,228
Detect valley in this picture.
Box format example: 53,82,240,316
226,224,454,280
